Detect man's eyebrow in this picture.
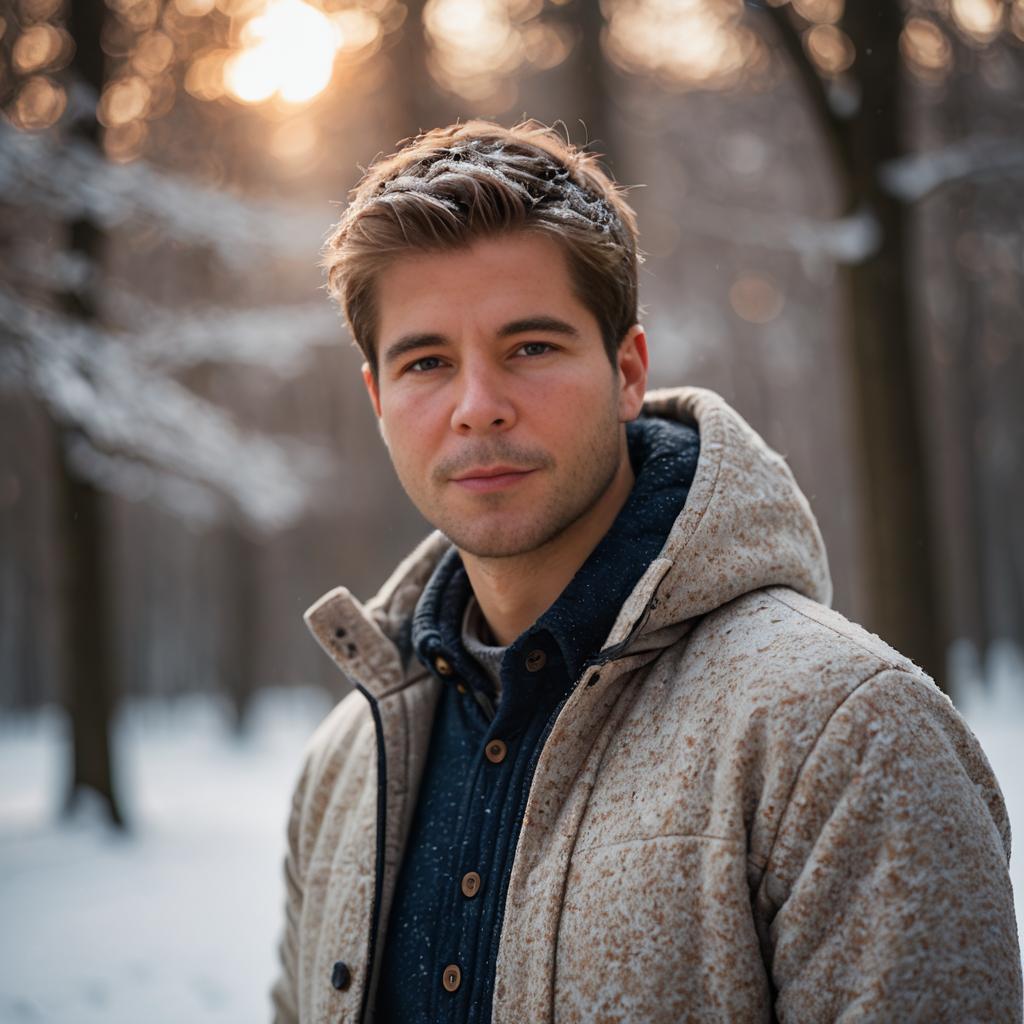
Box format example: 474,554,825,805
497,316,580,339
382,333,449,367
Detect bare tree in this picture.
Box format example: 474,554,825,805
755,1,945,686
56,0,125,826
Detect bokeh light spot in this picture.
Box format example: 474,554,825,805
12,74,66,130
132,30,175,76
331,7,383,58
951,0,1003,43
223,0,339,105
522,21,573,70
1012,0,1024,41
104,120,149,163
224,46,278,102
792,0,843,25
185,48,230,100
12,24,66,74
804,23,855,75
98,75,152,126
109,0,161,32
17,0,62,22
729,273,784,325
175,0,216,14
900,17,952,83
270,118,319,163
603,0,760,92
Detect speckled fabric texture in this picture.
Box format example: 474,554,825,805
271,386,1022,1024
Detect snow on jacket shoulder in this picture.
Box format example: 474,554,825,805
271,387,1022,1024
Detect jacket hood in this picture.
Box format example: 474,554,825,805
626,387,831,643
306,387,832,683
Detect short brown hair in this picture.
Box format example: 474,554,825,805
322,120,641,378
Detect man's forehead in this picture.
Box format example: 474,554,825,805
374,233,594,343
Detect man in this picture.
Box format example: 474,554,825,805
272,121,1021,1023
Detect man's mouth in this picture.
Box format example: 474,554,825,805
450,466,537,493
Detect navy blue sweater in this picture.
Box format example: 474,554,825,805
375,417,700,1023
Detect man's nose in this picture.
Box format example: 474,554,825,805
450,363,516,434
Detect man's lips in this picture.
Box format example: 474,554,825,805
450,466,537,493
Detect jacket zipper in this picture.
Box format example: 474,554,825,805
355,684,388,1024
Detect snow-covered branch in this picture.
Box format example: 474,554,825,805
0,285,334,533
673,198,882,264
64,436,226,530
115,293,344,377
880,136,1024,203
670,136,1024,261
6,240,345,375
0,120,330,266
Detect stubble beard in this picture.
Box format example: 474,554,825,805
423,407,625,561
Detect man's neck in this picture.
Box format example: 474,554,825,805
460,446,636,647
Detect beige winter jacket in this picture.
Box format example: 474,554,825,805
271,387,1021,1023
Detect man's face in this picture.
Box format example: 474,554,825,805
363,231,647,559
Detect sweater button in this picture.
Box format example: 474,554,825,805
461,871,482,898
435,655,454,676
442,963,462,992
330,960,352,991
525,648,546,672
485,739,507,764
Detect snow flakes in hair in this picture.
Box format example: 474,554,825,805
374,138,621,237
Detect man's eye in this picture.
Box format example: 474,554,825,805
518,342,553,357
407,356,444,373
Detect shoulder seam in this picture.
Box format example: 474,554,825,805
763,588,911,676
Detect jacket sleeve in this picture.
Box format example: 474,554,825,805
270,753,312,1024
761,668,1022,1023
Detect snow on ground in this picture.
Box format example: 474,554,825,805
1,681,1022,1024
0,687,332,1024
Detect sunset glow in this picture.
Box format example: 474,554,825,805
223,0,339,105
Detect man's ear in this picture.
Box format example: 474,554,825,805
361,362,389,446
362,362,383,418
617,324,649,422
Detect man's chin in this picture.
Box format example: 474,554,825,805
443,533,542,561
441,519,563,561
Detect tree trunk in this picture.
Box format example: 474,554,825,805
386,0,438,136
57,0,125,826
222,525,260,735
938,44,991,667
762,2,947,687
841,3,945,687
563,0,614,162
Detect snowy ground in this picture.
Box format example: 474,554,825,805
1,682,1022,1024
0,688,332,1024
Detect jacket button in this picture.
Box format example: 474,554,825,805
461,871,482,898
331,960,352,991
485,739,507,764
442,964,462,992
525,649,546,672
435,655,454,676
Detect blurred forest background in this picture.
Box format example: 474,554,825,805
2,0,1023,835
